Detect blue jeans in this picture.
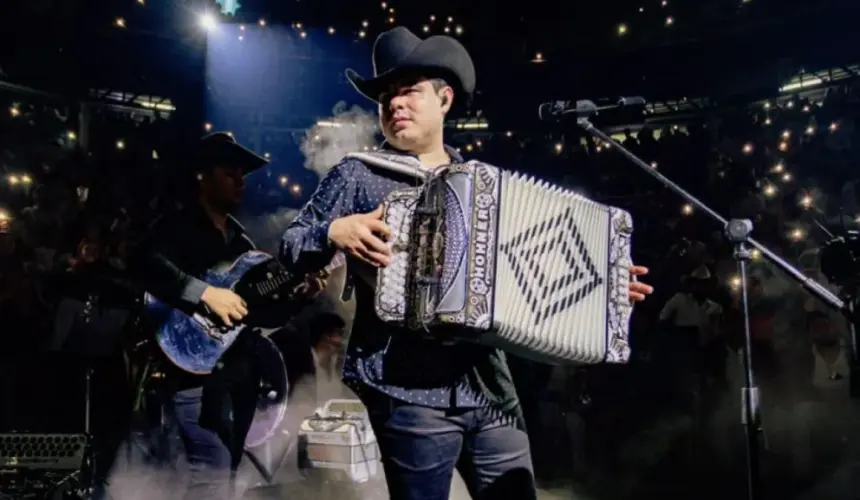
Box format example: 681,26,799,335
168,387,232,500
366,393,537,500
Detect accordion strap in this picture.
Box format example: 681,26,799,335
345,151,431,181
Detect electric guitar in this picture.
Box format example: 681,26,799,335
145,251,345,374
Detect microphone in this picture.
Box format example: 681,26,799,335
538,96,646,121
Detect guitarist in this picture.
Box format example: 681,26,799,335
132,132,317,499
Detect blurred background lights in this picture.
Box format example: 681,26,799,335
199,13,217,31
681,203,693,215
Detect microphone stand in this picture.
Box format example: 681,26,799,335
570,111,848,500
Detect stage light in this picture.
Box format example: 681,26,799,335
681,204,693,215
800,194,813,209
771,162,784,173
279,176,288,186
115,17,126,28
116,140,126,150
764,117,772,125
532,52,544,63
554,143,563,154
778,141,789,151
830,122,839,132
781,130,791,139
763,185,777,197
782,173,792,182
204,122,213,132
790,228,804,241
665,16,674,26
805,126,815,135
742,143,754,154
200,13,217,31
650,161,658,168
617,24,628,35
8,106,19,117
67,131,77,140
729,275,741,291
455,25,464,35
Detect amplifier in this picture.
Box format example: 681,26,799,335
297,399,380,484
0,433,88,470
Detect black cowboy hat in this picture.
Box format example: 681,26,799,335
345,27,476,104
193,132,268,176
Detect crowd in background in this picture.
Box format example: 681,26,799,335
1,79,860,499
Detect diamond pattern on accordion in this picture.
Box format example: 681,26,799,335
498,206,604,326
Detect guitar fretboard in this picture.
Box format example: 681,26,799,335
256,252,346,297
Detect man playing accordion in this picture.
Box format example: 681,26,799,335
280,26,653,500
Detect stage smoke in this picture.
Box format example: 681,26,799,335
300,102,378,179
239,207,300,255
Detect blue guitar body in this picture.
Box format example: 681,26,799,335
146,251,294,375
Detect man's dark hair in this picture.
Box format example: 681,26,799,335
309,312,346,346
429,78,449,92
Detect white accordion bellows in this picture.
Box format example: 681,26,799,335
375,161,635,365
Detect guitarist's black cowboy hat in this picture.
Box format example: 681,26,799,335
193,132,268,177
345,27,476,105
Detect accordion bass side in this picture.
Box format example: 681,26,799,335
375,161,635,365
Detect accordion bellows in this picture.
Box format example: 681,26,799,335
375,161,634,365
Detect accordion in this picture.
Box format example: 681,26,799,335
375,161,635,365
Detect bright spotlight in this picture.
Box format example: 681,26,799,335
200,14,218,31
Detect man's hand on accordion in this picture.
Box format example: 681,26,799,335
628,265,654,303
328,205,393,267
